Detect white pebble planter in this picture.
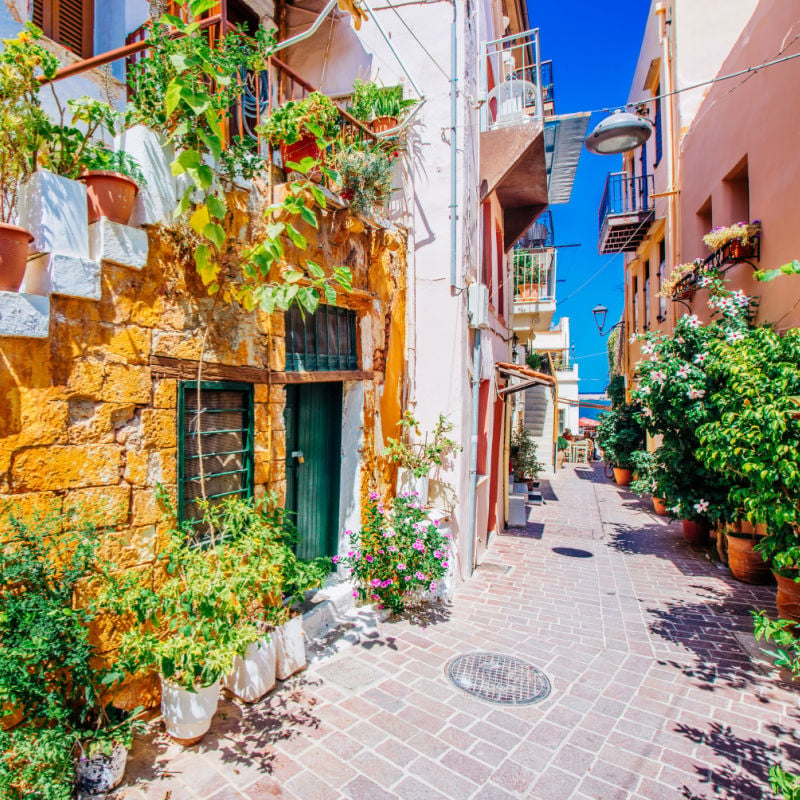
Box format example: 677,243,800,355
224,636,276,703
274,615,306,680
74,743,128,794
159,676,220,746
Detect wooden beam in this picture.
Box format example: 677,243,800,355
150,356,375,385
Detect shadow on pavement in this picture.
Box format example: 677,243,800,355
501,522,544,539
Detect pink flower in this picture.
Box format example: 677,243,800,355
378,549,384,554
429,582,436,590
443,532,451,538
371,578,382,587
366,555,373,563
389,545,397,552
404,576,411,581
415,571,425,580
347,551,354,557
352,590,358,597
346,529,353,537
433,550,442,559
433,519,440,526
442,561,449,568
369,491,380,501
396,562,406,571
332,555,339,563
372,593,380,600
412,539,425,552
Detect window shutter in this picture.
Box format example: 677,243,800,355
32,0,93,58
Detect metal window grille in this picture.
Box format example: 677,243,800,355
286,305,358,372
177,381,254,543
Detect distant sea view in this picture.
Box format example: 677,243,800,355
578,393,611,421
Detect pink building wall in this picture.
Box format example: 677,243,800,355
678,0,800,330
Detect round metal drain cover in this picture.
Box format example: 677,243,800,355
446,652,551,705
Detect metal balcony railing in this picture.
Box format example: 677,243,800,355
598,172,655,230
513,249,556,304
481,28,544,131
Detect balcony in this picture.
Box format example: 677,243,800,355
480,28,549,251
598,172,655,255
511,248,556,333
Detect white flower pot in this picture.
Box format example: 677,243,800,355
397,468,429,505
274,615,306,680
159,676,220,745
223,635,276,703
75,743,128,794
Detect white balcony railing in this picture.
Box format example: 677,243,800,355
513,249,556,304
481,28,544,132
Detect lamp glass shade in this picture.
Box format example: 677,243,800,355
592,304,608,333
585,111,652,155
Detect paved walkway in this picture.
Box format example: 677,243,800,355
115,465,797,800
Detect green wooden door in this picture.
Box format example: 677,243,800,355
284,383,342,560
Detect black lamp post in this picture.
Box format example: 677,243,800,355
592,304,624,337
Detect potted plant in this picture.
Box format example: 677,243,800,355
525,350,543,371
0,25,58,291
510,420,542,489
260,92,340,172
338,491,451,613
386,411,461,504
103,495,261,745
347,80,418,133
0,507,139,798
77,144,144,225
332,143,394,216
556,435,568,469
596,404,643,486
723,519,772,585
629,450,669,515
703,220,761,258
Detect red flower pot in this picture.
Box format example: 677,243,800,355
775,573,800,623
613,467,632,486
681,519,710,545
78,171,139,225
0,223,33,291
371,115,399,134
652,496,668,516
726,533,771,585
279,134,321,177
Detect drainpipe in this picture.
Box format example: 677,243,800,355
466,329,481,578
450,0,458,291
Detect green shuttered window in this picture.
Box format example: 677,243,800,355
286,305,358,371
178,381,254,541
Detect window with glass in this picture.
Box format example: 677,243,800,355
178,381,254,541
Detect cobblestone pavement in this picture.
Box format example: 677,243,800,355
115,465,798,800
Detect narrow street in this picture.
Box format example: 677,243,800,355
113,464,797,800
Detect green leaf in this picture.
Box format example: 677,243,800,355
284,269,303,284
285,224,307,250
299,205,318,228
189,0,220,15
171,148,201,176
165,79,184,116
306,260,325,279
198,128,223,161
202,222,226,249
207,194,227,220
298,287,320,314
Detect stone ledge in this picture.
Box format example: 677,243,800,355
24,253,101,301
0,292,50,338
89,219,149,271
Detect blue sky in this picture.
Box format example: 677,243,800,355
530,0,650,394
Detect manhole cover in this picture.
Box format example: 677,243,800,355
446,652,551,705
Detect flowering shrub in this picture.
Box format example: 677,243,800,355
631,281,755,523
339,492,450,613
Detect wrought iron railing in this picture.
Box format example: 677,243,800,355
598,172,655,230
482,28,544,131
513,249,556,303
670,236,762,299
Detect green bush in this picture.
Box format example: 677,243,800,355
510,422,542,481
596,404,643,470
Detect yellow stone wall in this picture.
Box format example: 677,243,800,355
0,186,407,663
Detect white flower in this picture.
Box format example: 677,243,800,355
641,407,653,418
726,330,745,343
651,370,667,384
687,387,705,400
732,289,750,307
639,385,652,396
676,336,685,344
670,504,682,515
698,276,712,288
642,342,655,355
694,352,708,365
676,365,690,379
683,315,701,329
693,499,709,513
629,333,638,344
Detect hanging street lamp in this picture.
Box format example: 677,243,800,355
584,110,652,155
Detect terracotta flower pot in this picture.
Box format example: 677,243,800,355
775,573,800,623
681,518,710,545
726,532,771,585
0,223,33,291
652,496,668,516
371,115,398,134
78,171,139,225
613,467,632,486
279,134,321,177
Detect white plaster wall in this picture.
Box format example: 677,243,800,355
338,381,365,556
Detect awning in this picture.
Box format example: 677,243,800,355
579,417,600,428
496,361,554,396
544,112,591,204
